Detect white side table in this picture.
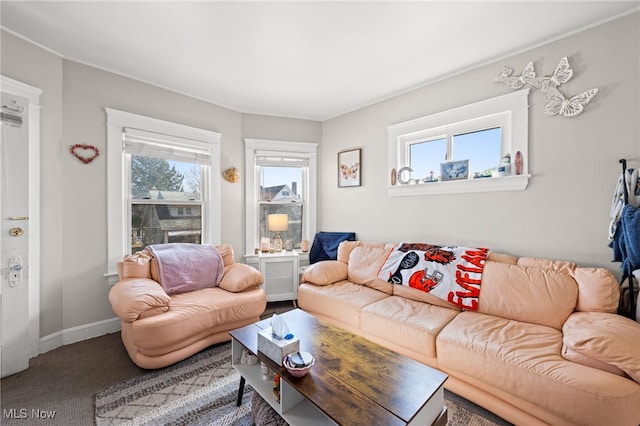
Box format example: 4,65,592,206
258,251,299,304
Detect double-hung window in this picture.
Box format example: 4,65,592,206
388,89,530,195
245,139,317,253
124,128,211,253
106,109,221,279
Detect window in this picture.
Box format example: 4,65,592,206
245,139,317,253
106,109,221,279
407,126,502,181
388,89,530,196
259,165,304,246
124,128,212,254
129,154,203,253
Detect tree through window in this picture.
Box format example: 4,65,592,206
129,155,203,252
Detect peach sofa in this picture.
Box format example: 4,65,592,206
298,241,640,426
109,244,266,369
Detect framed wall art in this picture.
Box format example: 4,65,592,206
338,148,361,187
441,160,469,181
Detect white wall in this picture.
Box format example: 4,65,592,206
320,12,639,271
0,11,637,348
1,30,321,345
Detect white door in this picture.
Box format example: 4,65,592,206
1,76,41,378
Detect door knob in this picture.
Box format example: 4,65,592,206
9,227,24,237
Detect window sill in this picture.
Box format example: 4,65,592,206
245,249,309,260
387,174,530,197
104,272,119,286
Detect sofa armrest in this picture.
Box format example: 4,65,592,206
302,260,348,285
218,263,263,292
563,312,640,383
109,278,171,323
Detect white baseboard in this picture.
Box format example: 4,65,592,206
39,317,121,354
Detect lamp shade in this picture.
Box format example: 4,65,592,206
268,214,288,232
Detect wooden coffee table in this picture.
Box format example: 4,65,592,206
230,309,447,425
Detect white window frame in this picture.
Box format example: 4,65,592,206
244,138,317,254
388,89,530,196
105,108,221,280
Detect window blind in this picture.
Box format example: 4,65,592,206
255,150,310,167
123,127,212,165
0,111,22,127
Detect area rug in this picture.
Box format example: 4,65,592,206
95,342,511,426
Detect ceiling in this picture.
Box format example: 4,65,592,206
1,1,638,121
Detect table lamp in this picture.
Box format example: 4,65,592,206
268,214,288,251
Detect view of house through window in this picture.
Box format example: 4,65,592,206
408,127,501,181
259,166,303,248
130,154,203,253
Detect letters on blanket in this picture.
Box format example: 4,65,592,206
378,243,489,310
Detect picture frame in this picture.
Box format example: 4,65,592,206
440,160,469,181
338,148,361,187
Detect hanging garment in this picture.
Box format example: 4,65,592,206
611,203,640,274
609,168,639,241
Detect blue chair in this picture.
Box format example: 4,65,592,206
308,232,356,264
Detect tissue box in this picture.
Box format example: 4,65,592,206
257,327,300,366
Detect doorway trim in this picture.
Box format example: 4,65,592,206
1,75,42,360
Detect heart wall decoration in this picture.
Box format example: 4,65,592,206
70,143,100,164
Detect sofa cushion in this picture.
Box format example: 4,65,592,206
570,267,620,313
216,243,235,268
486,252,518,264
348,245,394,294
361,296,458,358
517,256,576,274
563,312,640,382
561,345,626,377
119,250,153,279
297,282,389,329
337,241,395,263
218,263,264,293
130,287,266,355
302,260,348,285
392,284,461,311
478,260,578,329
518,256,620,313
437,311,640,426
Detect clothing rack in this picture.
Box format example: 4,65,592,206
619,158,636,320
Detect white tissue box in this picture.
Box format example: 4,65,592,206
257,327,300,366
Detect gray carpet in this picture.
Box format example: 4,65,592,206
1,301,511,426
94,341,512,426
1,332,145,426
0,302,292,426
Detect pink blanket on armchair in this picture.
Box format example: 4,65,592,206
147,243,224,295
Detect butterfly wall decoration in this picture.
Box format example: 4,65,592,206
494,56,598,118
494,62,535,90
337,148,361,187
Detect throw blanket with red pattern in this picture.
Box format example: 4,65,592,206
377,243,489,310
